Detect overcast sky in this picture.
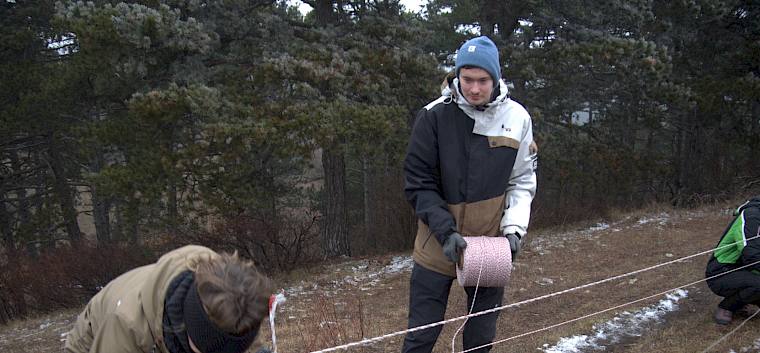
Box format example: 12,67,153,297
292,0,425,14
400,0,424,12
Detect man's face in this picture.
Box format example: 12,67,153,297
459,67,494,106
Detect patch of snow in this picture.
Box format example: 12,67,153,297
532,217,631,252
282,256,413,304
319,321,337,328
739,338,760,352
542,335,599,353
540,289,688,352
636,213,670,227
385,256,414,274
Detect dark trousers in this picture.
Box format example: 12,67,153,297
401,263,504,353
707,269,760,311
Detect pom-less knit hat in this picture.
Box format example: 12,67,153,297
183,281,259,353
455,36,501,84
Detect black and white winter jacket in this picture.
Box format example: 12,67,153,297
404,78,537,276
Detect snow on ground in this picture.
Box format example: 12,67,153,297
283,255,413,299
540,289,689,353
279,255,413,319
634,213,669,227
732,338,760,353
531,218,628,254
532,211,682,255
0,311,75,348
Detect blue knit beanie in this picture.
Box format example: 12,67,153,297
455,36,501,84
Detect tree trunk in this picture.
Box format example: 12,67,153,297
113,196,140,244
496,1,527,41
167,182,178,234
46,135,81,243
314,0,335,26
92,189,111,244
0,199,14,253
166,137,178,234
672,107,700,205
90,152,111,244
112,200,123,241
321,147,350,256
314,0,351,257
8,152,33,241
124,196,140,244
362,156,374,249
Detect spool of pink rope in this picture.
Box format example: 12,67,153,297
456,236,512,287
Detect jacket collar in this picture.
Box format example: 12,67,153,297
737,197,760,214
442,78,510,111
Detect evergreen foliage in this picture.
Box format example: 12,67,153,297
1,0,758,293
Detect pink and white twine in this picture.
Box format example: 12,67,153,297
456,236,512,288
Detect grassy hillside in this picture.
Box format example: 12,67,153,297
2,199,759,353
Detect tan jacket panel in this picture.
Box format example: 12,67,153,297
413,195,505,277
65,245,217,353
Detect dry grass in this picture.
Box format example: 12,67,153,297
3,199,760,353
0,308,80,353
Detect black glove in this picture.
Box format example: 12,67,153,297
442,232,467,263
505,232,522,259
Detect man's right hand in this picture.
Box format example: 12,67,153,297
442,232,467,263
505,232,522,259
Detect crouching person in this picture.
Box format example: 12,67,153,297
65,245,273,353
706,196,760,325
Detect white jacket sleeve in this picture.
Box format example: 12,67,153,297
500,113,537,237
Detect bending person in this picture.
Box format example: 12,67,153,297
65,245,273,353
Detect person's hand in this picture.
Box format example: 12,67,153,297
505,233,522,259
442,232,467,263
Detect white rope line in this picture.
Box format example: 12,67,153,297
457,258,760,353
451,247,486,353
701,308,760,353
307,235,760,353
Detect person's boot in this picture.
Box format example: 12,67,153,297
714,307,733,325
736,304,758,317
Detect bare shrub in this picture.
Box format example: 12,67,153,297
0,244,154,324
188,210,321,273
295,293,370,352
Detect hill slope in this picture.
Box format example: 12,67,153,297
2,201,759,353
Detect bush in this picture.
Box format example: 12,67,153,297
187,210,321,273
0,244,154,324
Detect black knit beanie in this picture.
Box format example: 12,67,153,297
183,281,259,353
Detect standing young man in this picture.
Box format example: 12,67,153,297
402,36,538,352
65,245,273,353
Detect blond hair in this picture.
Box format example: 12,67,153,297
191,252,273,335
